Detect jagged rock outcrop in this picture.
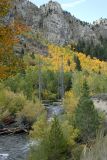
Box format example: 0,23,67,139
63,11,99,44
6,0,107,52
40,1,72,44
93,18,107,39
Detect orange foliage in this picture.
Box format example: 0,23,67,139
0,1,28,79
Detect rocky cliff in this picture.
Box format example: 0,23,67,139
6,0,107,54
13,0,107,45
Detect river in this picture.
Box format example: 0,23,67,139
0,134,30,160
0,102,64,160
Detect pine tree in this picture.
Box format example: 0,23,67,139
30,117,70,160
74,81,100,142
47,117,70,160
74,54,82,71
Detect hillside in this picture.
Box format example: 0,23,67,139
5,0,106,60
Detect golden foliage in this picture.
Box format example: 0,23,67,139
64,91,79,115
30,113,48,139
77,52,107,74
42,44,76,72
61,120,79,147
33,45,107,76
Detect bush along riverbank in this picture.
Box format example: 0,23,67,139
0,83,44,135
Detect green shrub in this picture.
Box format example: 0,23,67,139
0,85,43,123
17,98,44,124
0,88,25,116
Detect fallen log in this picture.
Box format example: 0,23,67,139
0,127,28,135
3,116,15,125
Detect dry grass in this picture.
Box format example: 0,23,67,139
81,131,107,160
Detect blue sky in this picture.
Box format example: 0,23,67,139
29,0,107,23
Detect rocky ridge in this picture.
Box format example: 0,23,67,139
5,0,107,54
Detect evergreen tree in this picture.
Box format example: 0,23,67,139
30,117,70,160
75,38,107,61
74,55,82,71
47,117,70,160
74,81,100,142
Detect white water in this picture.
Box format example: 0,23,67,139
0,154,9,160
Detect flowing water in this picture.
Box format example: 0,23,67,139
0,102,64,160
0,134,30,160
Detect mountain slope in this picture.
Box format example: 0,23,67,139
5,0,107,59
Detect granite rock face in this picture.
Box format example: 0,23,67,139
93,18,107,39
7,0,107,47
40,1,72,44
